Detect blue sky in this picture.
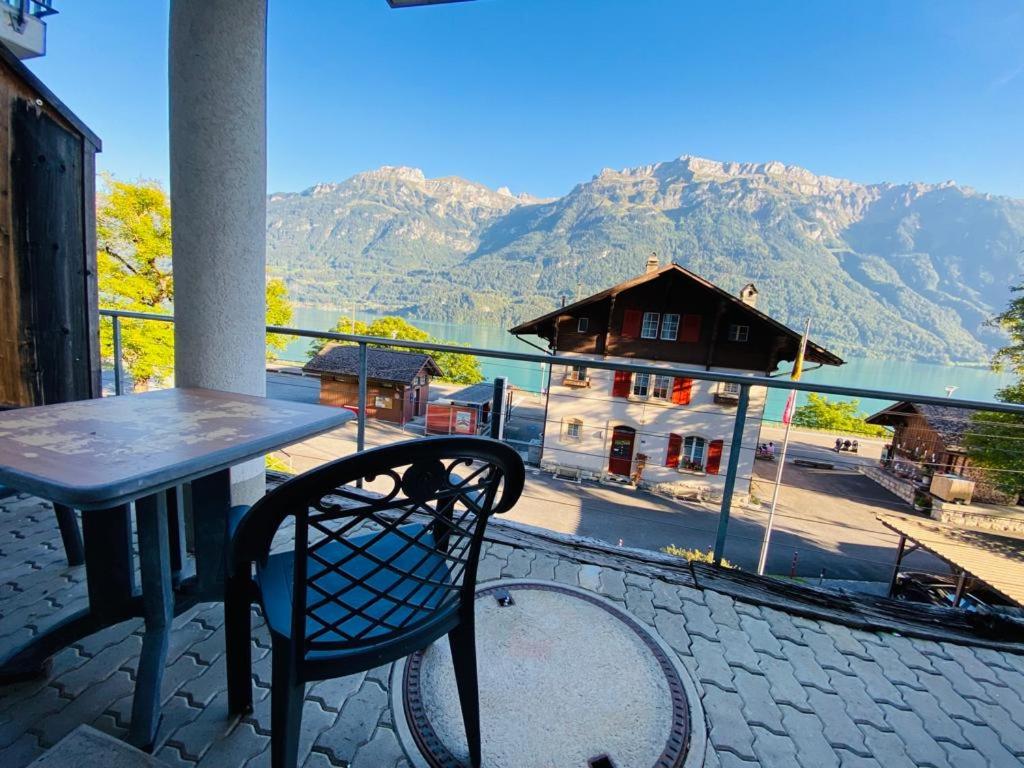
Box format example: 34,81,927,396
27,0,1024,199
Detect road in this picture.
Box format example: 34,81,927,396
265,370,946,583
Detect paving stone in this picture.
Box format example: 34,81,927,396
758,656,810,712
882,707,953,768
168,689,236,761
301,751,335,768
896,686,970,749
475,554,505,583
940,643,1004,687
674,582,705,605
653,610,691,656
865,644,923,690
195,721,269,767
681,599,719,640
150,693,205,753
187,625,227,666
752,725,798,767
501,548,532,578
826,670,890,731
54,634,142,697
0,732,43,767
365,663,392,687
778,639,832,691
71,618,143,658
883,635,938,673
973,689,1024,754
597,568,627,601
650,580,683,613
557,561,581,589
835,750,882,768
307,672,367,713
931,658,994,704
819,622,872,661
717,627,761,674
913,672,983,724
779,704,840,768
738,614,782,658
0,684,67,748
703,591,741,630
691,636,735,691
177,655,229,708
624,585,656,625
702,684,756,761
624,571,652,588
860,725,917,768
759,607,805,645
799,627,851,673
973,646,1017,674
804,688,868,754
526,552,557,581
295,700,341,767
577,564,601,592
733,668,784,734
959,722,1023,768
35,670,135,748
312,681,388,765
847,658,907,709
352,726,407,767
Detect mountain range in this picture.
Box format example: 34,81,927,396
266,156,1024,363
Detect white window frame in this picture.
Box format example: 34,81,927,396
632,373,651,398
651,375,673,400
660,313,680,341
564,418,583,441
721,381,741,395
728,324,750,342
577,317,589,333
640,312,660,340
682,436,707,471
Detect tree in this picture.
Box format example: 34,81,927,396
97,179,295,389
310,315,484,385
790,393,890,437
964,287,1024,498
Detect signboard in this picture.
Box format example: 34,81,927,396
453,409,473,434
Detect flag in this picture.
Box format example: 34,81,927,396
782,390,797,424
791,319,810,381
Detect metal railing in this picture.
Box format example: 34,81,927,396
99,308,1024,586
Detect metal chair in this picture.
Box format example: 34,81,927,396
224,436,525,768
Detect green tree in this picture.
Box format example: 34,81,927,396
965,286,1024,498
98,179,295,389
310,315,484,385
790,393,890,436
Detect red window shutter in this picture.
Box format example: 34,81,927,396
612,370,632,397
621,309,642,339
680,314,702,343
666,433,682,468
706,439,724,475
672,377,693,405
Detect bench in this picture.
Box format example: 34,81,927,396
794,459,835,470
29,726,164,768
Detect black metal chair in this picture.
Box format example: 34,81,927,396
224,436,525,768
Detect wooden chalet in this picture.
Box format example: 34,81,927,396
508,261,843,375
866,402,972,474
303,345,441,426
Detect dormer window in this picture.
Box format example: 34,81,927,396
577,317,589,333
641,312,660,339
728,324,750,342
660,313,680,341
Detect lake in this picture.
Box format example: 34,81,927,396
281,306,1017,422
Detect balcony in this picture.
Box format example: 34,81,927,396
0,1,55,59
2,312,1023,766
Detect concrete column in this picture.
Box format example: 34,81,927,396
170,0,268,503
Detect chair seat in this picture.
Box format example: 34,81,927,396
257,523,454,652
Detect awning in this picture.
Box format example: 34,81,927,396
877,513,1024,607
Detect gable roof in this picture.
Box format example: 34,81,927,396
507,262,843,366
866,401,972,449
303,344,442,384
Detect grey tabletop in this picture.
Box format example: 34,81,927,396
0,387,353,509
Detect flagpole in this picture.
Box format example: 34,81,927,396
757,318,810,576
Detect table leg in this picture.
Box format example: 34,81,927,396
53,504,84,567
190,469,232,602
0,504,137,679
166,486,189,586
129,493,174,751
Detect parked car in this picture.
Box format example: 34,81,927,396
893,571,1014,613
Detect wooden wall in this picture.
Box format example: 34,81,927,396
0,51,100,408
319,375,413,425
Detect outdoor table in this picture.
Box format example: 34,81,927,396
0,388,353,749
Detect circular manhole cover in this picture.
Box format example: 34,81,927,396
392,580,704,768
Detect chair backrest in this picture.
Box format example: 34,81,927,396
235,436,524,659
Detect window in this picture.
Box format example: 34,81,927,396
568,364,587,381
651,375,672,400
722,381,741,394
660,313,680,341
564,418,583,440
632,373,650,398
728,324,750,342
577,317,589,333
682,436,707,471
641,312,660,339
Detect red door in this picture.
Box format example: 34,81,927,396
609,426,636,476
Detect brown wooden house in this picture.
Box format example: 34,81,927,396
303,345,441,426
866,402,971,475
0,45,102,409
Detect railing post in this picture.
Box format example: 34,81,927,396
713,383,750,566
357,341,367,452
112,314,125,396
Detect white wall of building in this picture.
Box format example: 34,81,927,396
541,354,767,496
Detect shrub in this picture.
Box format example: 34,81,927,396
661,544,735,569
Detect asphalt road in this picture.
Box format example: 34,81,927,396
265,370,947,583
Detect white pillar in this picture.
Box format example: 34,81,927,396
170,0,268,503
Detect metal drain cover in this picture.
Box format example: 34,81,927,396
393,581,701,768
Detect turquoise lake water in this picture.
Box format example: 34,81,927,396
282,306,1017,422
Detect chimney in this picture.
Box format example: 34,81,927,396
645,252,660,274
739,283,759,308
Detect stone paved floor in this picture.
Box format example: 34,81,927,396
1,493,1024,767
